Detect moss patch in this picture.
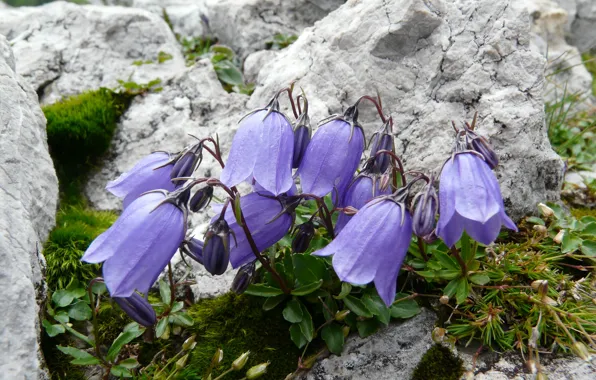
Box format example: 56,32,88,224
179,293,301,379
412,344,464,380
571,207,596,220
43,88,131,203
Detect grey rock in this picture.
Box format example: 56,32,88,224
250,0,564,221
0,34,58,380
243,49,279,84
568,0,596,53
0,1,186,104
304,308,437,380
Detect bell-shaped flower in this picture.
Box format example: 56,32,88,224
113,293,157,327
298,106,365,199
292,221,315,253
335,171,391,233
369,118,394,174
181,238,204,264
220,107,294,195
211,192,292,268
170,143,203,184
314,198,412,306
436,152,516,247
412,182,438,237
203,217,232,275
231,261,256,294
82,191,186,297
292,108,311,169
107,152,177,208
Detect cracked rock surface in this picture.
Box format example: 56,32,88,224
0,1,186,104
251,0,564,221
0,35,58,380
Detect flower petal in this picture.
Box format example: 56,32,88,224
436,212,465,248
463,212,502,246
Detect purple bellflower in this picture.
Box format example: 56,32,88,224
314,196,412,307
82,190,186,297
436,131,516,247
220,98,294,195
107,152,177,209
369,118,394,174
298,105,365,200
412,181,438,237
113,293,157,327
211,192,293,268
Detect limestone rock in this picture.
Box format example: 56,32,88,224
304,308,437,380
0,1,186,104
567,0,596,53
243,50,279,83
250,0,564,220
0,34,58,380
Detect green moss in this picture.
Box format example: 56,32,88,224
571,207,596,220
179,293,301,379
412,344,464,380
43,88,131,203
582,53,596,96
44,205,117,290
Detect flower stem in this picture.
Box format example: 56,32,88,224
168,262,175,309
450,247,468,277
417,238,429,262
213,367,234,380
87,279,107,366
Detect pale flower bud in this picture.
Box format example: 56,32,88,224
439,295,450,305
533,225,547,235
246,362,270,379
335,310,350,321
232,351,250,371
176,354,189,370
553,230,564,244
537,203,554,218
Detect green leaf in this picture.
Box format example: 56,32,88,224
298,303,314,342
437,270,461,280
362,294,391,326
118,358,139,369
52,289,75,308
433,251,460,271
321,323,345,355
210,45,235,60
213,60,244,85
416,270,436,279
291,280,323,296
562,232,583,253
456,278,471,305
580,240,596,257
526,216,545,225
245,284,284,297
110,365,133,378
57,346,101,365
469,273,490,285
91,282,107,295
68,301,92,321
155,318,169,339
262,295,287,311
107,324,145,362
66,281,87,299
159,279,171,305
460,233,473,264
443,278,462,298
334,282,352,300
171,301,184,313
42,319,65,337
171,312,194,327
290,323,308,349
282,299,304,323
293,254,325,286
54,311,70,324
357,318,381,338
390,295,421,319
343,295,373,318
579,222,596,236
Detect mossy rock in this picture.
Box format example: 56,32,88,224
44,205,117,290
412,344,464,380
178,293,301,379
43,88,131,202
571,207,596,220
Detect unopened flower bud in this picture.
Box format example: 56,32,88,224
342,326,350,337
572,342,592,361
211,348,224,368
469,134,498,169
342,206,359,216
533,225,547,235
171,144,202,183
292,123,311,169
370,131,394,173
531,280,548,291
379,172,391,191
113,293,157,327
439,295,450,305
176,353,189,370
181,238,204,264
432,327,447,343
292,222,315,253
537,203,554,218
190,186,213,212
203,218,231,275
412,184,438,237
231,261,256,294
335,310,350,321
246,362,269,379
232,351,251,371
554,230,564,244
182,335,197,351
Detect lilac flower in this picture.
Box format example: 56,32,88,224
298,107,365,199
220,108,294,195
369,119,394,173
411,182,438,237
335,172,391,233
436,152,516,247
203,217,232,275
211,192,292,268
231,261,256,294
314,199,412,306
113,293,157,327
82,191,185,297
181,238,204,264
107,152,177,209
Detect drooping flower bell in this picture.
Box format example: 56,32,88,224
231,260,256,294
189,186,213,212
369,118,394,174
298,103,365,200
314,188,413,306
211,192,293,268
170,143,203,184
113,293,157,327
203,216,232,275
411,180,438,237
292,97,311,169
107,152,177,209
436,129,516,247
292,221,315,253
335,164,391,233
82,188,187,297
180,238,204,264
220,93,294,195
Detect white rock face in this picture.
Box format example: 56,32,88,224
243,50,279,83
304,308,437,380
251,0,564,220
567,0,596,53
0,34,58,380
0,1,186,104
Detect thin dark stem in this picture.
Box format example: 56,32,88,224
87,279,108,366
357,95,387,123
299,193,335,238
167,263,175,309
450,247,468,277
417,238,429,262
374,150,406,185
276,86,299,119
